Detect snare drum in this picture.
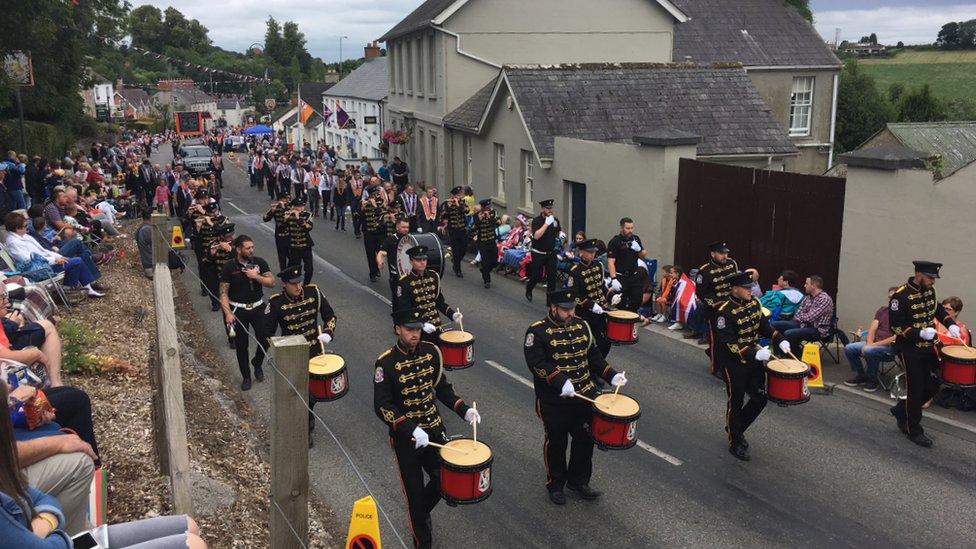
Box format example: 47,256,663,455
439,439,493,505
590,394,641,450
606,310,640,345
940,345,976,387
308,353,348,402
765,359,811,406
439,330,475,370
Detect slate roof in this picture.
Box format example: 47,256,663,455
305,113,324,128
672,0,841,67
119,87,151,106
281,113,299,127
460,64,797,159
298,82,335,103
884,122,976,178
171,87,214,106
838,145,931,171
378,0,455,43
442,80,497,132
324,57,389,102
216,97,240,110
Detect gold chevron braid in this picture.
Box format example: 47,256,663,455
398,365,436,384
550,336,589,347
401,381,433,396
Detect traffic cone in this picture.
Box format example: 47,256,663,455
802,342,827,393
171,225,186,249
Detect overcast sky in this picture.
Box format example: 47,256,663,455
133,0,976,62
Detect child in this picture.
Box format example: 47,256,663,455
154,178,171,215
652,265,679,323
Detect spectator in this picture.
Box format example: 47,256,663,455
759,270,804,320
771,275,834,351
844,287,899,392
390,156,409,193
936,297,969,345
153,178,171,215
652,265,678,323
418,186,438,234
3,213,105,298
42,190,70,234
0,289,64,387
4,151,27,211
377,158,391,183
135,210,155,278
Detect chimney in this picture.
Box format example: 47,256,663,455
364,41,381,60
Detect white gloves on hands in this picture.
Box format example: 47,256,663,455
560,379,576,398
611,373,628,387
920,327,937,341
544,215,555,226
610,294,622,307
464,408,481,425
948,324,962,339
629,240,641,252
422,323,436,334
610,279,622,293
756,348,772,362
412,427,429,449
778,340,791,354
317,333,332,344
452,312,463,323
591,303,604,315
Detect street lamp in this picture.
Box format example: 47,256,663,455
338,36,349,79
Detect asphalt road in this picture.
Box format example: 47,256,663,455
167,153,976,548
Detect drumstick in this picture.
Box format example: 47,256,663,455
941,332,974,351
573,393,610,410
417,440,470,455
472,401,477,445
317,325,326,354
457,308,464,333
613,371,625,403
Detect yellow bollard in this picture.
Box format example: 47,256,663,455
802,342,825,390
346,496,382,549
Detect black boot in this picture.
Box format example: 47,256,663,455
525,287,533,302
567,484,602,500
728,442,750,461
547,488,566,505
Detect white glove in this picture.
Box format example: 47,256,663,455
591,303,604,315
610,294,622,307
778,340,791,354
756,348,772,362
544,215,555,226
610,279,622,293
411,427,429,449
452,312,463,323
464,408,481,425
560,379,576,398
948,325,962,339
629,240,641,252
422,323,436,334
611,373,628,387
317,333,332,344
920,327,937,341
604,277,613,288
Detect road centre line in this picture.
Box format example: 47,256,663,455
225,201,248,215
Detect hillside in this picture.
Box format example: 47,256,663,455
859,50,976,104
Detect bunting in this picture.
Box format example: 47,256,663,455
126,45,269,83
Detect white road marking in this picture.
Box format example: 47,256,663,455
485,361,683,466
225,201,248,215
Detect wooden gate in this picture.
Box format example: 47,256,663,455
674,159,846,297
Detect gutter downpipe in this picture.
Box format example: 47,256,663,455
828,72,840,168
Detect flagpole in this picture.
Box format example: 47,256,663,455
297,81,303,150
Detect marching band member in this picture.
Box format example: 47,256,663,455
396,246,463,344
283,198,314,285
473,199,500,288
569,239,612,358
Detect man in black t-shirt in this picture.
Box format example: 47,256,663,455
525,199,560,303
219,235,276,391
377,217,411,305
606,217,648,312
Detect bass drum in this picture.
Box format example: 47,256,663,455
397,233,445,277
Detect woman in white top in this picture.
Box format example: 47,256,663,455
3,213,104,297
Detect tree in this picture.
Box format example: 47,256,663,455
129,5,167,52
869,33,878,44
887,83,905,104
896,85,947,123
937,22,961,49
896,41,905,48
835,60,894,153
264,17,285,66
784,0,813,23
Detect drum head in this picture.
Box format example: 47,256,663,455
594,394,640,418
309,354,345,375
943,345,976,360
607,310,640,321
767,359,808,375
397,233,445,277
440,330,474,344
441,439,492,466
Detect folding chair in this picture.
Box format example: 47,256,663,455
876,354,905,399
818,315,850,364
0,246,71,308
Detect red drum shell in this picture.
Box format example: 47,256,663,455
308,355,348,403
940,346,976,387
439,440,493,505
590,395,641,450
606,311,640,345
438,331,475,370
765,360,811,406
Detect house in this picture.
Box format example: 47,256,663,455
79,70,114,121
283,82,336,150
114,84,154,120
856,122,976,180
215,96,250,128
840,42,887,56
323,44,389,161
153,82,217,119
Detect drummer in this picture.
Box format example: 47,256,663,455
373,306,481,549
396,245,463,343
473,198,500,288
888,261,960,448
712,271,788,461
524,289,626,505
265,264,337,444
569,238,612,357
377,216,411,305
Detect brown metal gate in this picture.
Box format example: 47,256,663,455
674,159,846,297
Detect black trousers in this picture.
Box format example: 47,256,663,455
274,234,289,272
526,251,558,294
351,201,363,236
721,360,768,448
200,261,220,307
617,271,647,313
307,189,320,215
364,232,384,278
390,430,447,549
478,242,497,283
46,386,100,467
893,348,941,436
288,247,313,285
230,305,267,382
579,311,611,358
537,398,594,491
267,175,279,199
448,229,467,274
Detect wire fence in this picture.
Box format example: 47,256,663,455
152,224,409,549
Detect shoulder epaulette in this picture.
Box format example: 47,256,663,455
377,349,392,360
698,262,710,271
269,292,283,301
716,301,730,312
530,320,545,328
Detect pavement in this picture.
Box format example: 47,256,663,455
164,152,976,548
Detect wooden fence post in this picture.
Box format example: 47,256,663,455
151,213,168,266
269,335,310,549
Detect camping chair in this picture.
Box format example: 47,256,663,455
0,246,71,308
818,314,849,364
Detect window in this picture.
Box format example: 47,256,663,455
789,76,814,137
417,128,426,180
521,150,534,208
390,45,397,92
427,34,436,97
405,40,413,93
416,36,424,96
494,143,506,200
464,137,473,186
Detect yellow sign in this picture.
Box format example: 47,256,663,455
170,225,186,249
346,496,382,549
802,343,824,389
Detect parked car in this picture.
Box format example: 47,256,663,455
224,135,247,152
178,144,214,176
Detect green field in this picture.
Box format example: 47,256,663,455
859,50,976,104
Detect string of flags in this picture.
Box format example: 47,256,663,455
127,45,270,83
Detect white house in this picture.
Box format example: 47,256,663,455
322,45,389,161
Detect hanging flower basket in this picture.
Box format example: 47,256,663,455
382,129,411,145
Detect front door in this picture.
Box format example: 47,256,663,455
566,181,587,237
